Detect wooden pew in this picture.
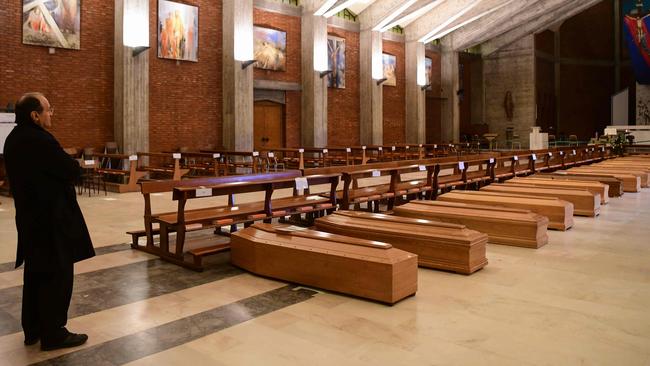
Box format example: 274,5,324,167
87,153,147,193
479,183,600,217
200,149,263,174
231,223,418,304
315,211,488,274
154,173,339,270
137,152,190,181
437,190,574,231
538,172,623,197
176,151,228,177
503,177,610,203
393,200,549,249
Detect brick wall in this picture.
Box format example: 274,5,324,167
327,26,360,147
253,8,301,148
382,39,405,144
0,0,114,150
148,0,222,152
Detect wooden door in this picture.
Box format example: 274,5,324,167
254,101,284,150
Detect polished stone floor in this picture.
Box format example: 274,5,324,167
0,185,649,365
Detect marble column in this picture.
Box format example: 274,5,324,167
440,38,459,143
222,0,254,151
359,29,384,145
301,1,328,148
114,0,149,155
405,41,425,144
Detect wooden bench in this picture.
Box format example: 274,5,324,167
137,152,190,181
200,149,263,174
92,153,147,193
148,173,339,270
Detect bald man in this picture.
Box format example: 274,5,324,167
3,92,94,351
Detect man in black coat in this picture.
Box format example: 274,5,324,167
3,92,95,351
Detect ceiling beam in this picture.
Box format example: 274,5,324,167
481,0,603,56
358,0,414,30
448,0,575,51
403,0,480,43
379,0,444,31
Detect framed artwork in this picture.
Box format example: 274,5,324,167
425,57,433,90
158,0,199,62
254,26,287,71
382,53,397,87
22,0,81,50
327,36,345,89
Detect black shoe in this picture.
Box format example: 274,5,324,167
24,336,39,346
41,333,88,351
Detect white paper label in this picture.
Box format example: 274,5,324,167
346,148,351,153
560,151,564,155
212,153,221,158
489,158,495,164
458,162,465,170
532,154,537,161
372,170,380,177
418,165,426,171
129,155,138,161
466,143,470,147
434,144,437,148
294,177,309,190
298,148,305,153
172,153,181,159
391,146,396,151
548,152,553,157
252,151,259,157
405,145,410,149
450,144,454,147
268,152,274,158
195,187,212,197
591,148,594,152
378,147,383,151
84,160,94,166
362,146,366,150
601,147,605,151
513,156,519,161
322,149,328,154
572,150,576,155
419,144,423,148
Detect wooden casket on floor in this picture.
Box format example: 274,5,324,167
393,201,549,249
570,167,649,188
314,211,488,274
437,191,574,231
555,170,639,193
505,177,609,204
480,184,600,217
230,223,418,304
538,173,623,197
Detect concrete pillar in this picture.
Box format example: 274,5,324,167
222,0,254,151
301,2,328,148
405,41,425,144
440,38,460,143
114,0,149,155
359,30,384,145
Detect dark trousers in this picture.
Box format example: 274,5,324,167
21,264,74,342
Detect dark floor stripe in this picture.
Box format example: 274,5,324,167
0,253,243,336
0,243,132,274
30,285,315,366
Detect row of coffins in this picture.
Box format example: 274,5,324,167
226,155,646,304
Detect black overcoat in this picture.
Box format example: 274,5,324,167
3,122,95,271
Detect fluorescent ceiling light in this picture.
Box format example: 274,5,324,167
314,0,338,16
380,0,445,32
373,0,418,31
417,0,482,43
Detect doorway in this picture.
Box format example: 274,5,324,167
254,100,285,150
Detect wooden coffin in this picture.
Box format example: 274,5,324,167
571,167,649,187
392,200,548,249
556,170,639,192
505,177,609,203
230,223,418,304
314,211,488,274
437,191,574,231
480,184,600,217
540,173,623,197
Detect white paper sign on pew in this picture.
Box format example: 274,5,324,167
372,170,381,177
322,149,328,154
572,150,576,155
418,165,426,171
391,146,396,151
378,147,383,151
212,153,221,159
129,155,138,161
172,153,181,159
346,148,351,153
531,154,537,161
548,152,553,157
294,177,309,191
299,148,305,153
84,160,95,166
458,161,465,170
195,186,212,197
362,146,366,150
489,158,495,164
434,144,437,149
268,152,274,158
513,155,519,161
252,151,259,157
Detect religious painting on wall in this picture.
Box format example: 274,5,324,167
158,0,199,62
327,36,345,89
254,26,287,71
22,0,81,50
383,53,397,87
425,57,433,90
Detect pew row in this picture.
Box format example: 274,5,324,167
314,211,488,274
479,184,600,217
392,201,548,249
230,224,418,304
437,191,574,231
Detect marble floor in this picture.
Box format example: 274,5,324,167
0,186,649,365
